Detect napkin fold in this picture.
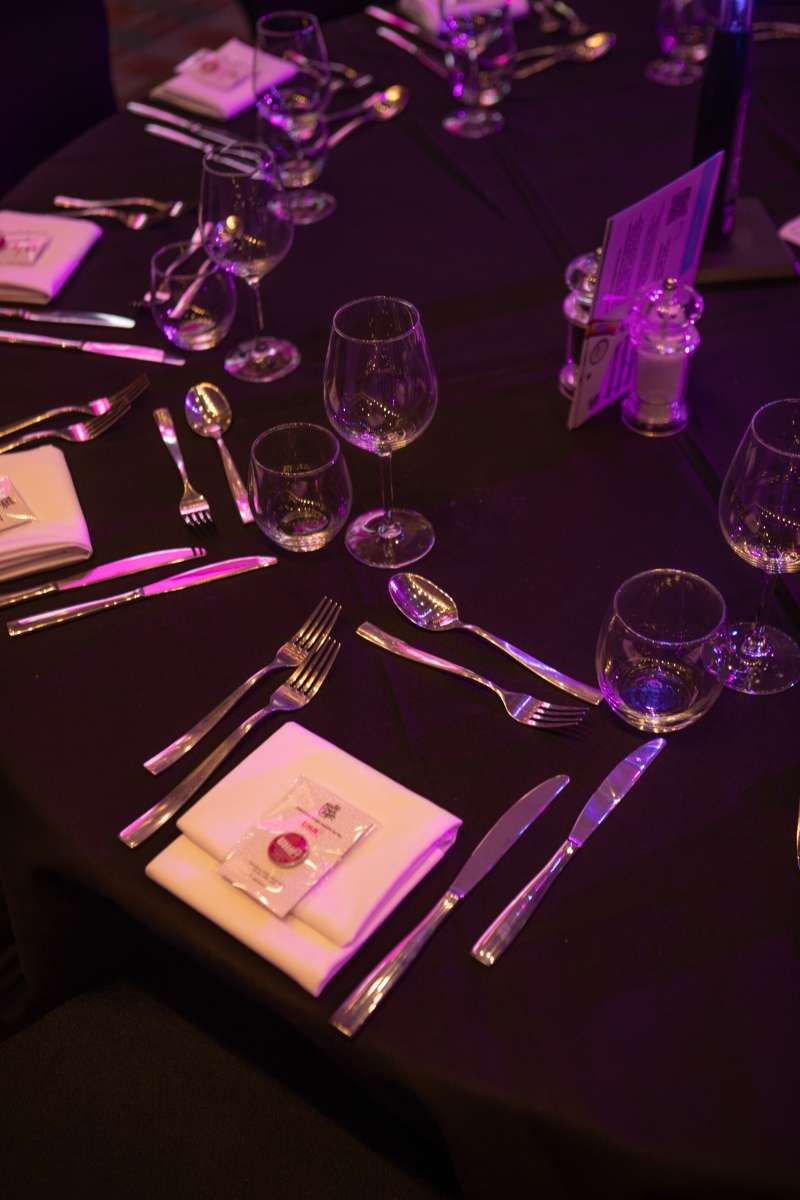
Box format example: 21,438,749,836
146,722,461,994
0,211,101,305
150,37,295,120
0,446,92,582
399,0,529,34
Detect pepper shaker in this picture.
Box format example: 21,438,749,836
622,277,703,437
558,248,602,401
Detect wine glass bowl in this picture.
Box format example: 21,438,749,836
645,0,713,86
440,0,515,138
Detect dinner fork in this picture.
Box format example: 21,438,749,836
56,206,166,231
358,624,586,729
0,374,148,440
54,194,185,216
0,402,132,453
119,638,341,848
143,595,342,774
153,408,214,530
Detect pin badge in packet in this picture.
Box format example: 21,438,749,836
219,777,380,919
0,232,51,266
0,478,37,532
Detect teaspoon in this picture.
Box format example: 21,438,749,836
328,84,409,125
184,382,253,524
328,84,410,149
513,31,615,80
388,572,603,705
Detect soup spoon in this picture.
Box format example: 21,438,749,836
184,382,253,524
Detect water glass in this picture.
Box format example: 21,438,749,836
645,0,713,86
596,568,726,732
149,242,236,351
440,0,515,138
249,423,352,552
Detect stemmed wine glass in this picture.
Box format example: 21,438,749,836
255,10,335,225
645,0,713,86
440,0,515,138
200,141,298,383
714,398,800,693
323,296,438,569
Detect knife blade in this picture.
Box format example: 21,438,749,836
0,546,207,610
471,738,666,966
366,5,448,49
375,27,449,79
0,306,135,330
0,329,185,366
7,555,277,637
127,101,236,146
330,773,571,1037
145,122,220,157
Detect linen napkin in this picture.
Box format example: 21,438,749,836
0,211,101,305
146,721,461,994
0,446,92,582
150,37,295,120
399,0,529,34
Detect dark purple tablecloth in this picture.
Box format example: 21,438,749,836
1,3,798,1197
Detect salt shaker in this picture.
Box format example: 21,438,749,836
622,277,703,437
558,248,601,400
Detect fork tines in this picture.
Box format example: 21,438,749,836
105,373,150,408
181,499,214,530
293,596,342,653
287,637,341,696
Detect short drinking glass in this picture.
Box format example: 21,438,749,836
645,0,713,86
596,568,726,732
150,241,236,351
249,423,352,552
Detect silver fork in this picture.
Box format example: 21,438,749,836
0,373,148,440
119,638,342,848
0,402,132,453
143,596,342,774
56,206,165,231
153,408,214,530
358,624,586,729
54,194,185,216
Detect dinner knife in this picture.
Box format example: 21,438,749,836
366,5,448,49
127,101,236,146
0,329,185,366
7,555,277,636
471,738,666,966
145,123,225,157
0,546,207,610
330,772,571,1037
0,306,135,330
375,27,449,80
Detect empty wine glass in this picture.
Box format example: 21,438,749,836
200,141,298,384
712,398,800,693
440,0,515,138
255,10,335,225
323,296,438,569
645,0,714,86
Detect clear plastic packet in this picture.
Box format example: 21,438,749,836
219,776,379,919
0,478,36,533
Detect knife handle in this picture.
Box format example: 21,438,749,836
463,623,603,705
7,588,142,636
0,581,57,609
470,839,574,966
330,891,461,1037
215,438,254,524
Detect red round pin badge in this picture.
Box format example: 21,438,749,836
267,831,308,868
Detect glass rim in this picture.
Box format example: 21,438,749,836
331,296,422,345
250,422,341,479
150,241,221,282
255,9,322,35
612,567,727,647
749,398,800,459
202,140,275,178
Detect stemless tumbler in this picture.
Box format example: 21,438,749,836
596,568,726,732
150,241,236,351
249,423,352,552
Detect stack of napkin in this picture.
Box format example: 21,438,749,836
399,0,529,34
150,37,295,120
0,211,101,305
0,446,92,582
147,722,461,995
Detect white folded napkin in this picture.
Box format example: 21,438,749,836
146,722,461,995
399,0,529,34
0,446,92,582
0,211,101,305
150,37,295,120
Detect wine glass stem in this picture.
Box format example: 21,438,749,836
377,452,401,540
742,572,777,659
248,277,265,341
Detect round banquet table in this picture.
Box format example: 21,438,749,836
1,2,799,1196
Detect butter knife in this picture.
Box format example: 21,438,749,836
7,555,276,637
375,27,449,79
471,739,666,966
127,101,236,146
0,307,135,330
330,773,571,1037
0,546,207,609
0,329,185,366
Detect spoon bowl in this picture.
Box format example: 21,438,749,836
513,31,615,80
184,382,254,524
328,85,410,149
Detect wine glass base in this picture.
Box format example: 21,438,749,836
285,190,337,226
442,109,504,139
224,336,301,384
709,622,800,695
345,508,435,569
644,58,703,87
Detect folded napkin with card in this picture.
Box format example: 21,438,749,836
399,0,529,33
150,37,295,120
0,446,92,582
0,211,101,305
146,722,461,995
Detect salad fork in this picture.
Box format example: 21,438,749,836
119,638,342,848
0,374,148,440
0,402,132,453
153,408,214,530
143,595,342,774
358,624,586,729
